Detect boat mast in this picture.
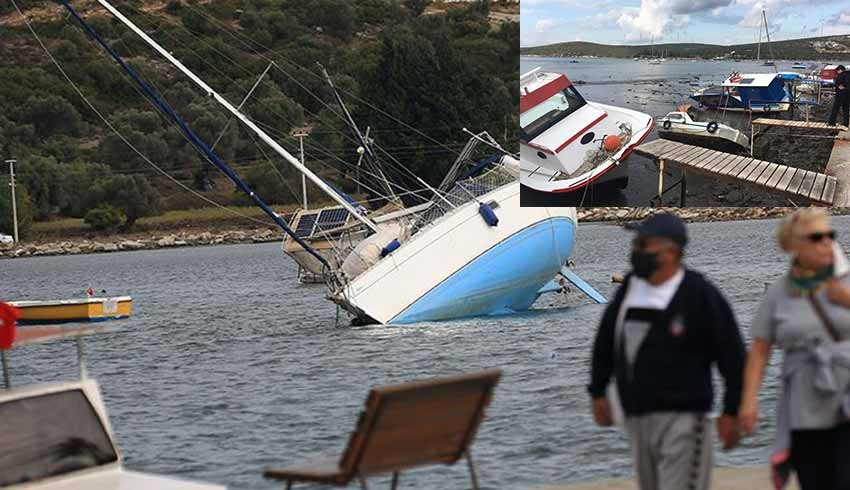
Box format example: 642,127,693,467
61,1,333,267
756,14,762,62
90,0,380,233
763,9,777,72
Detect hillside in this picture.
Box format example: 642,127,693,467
0,0,518,238
521,34,850,60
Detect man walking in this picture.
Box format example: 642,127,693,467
588,213,745,490
829,65,850,127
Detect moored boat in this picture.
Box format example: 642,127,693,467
8,296,132,325
656,108,749,154
690,72,794,113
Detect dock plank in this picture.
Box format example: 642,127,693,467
776,167,797,192
767,166,792,189
810,173,827,201
755,163,780,185
822,176,837,204
718,156,748,175
744,160,771,183
799,171,817,197
727,157,755,177
786,169,807,194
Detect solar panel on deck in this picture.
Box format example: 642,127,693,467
314,207,349,232
294,213,318,238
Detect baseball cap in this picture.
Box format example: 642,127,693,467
629,212,688,248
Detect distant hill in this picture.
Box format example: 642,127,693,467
521,35,850,60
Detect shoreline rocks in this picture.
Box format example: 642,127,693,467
3,208,848,259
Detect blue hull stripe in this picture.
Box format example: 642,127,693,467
390,217,575,324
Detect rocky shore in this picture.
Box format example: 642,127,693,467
3,207,848,259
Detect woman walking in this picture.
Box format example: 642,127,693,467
740,208,850,489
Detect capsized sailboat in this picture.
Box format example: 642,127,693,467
66,1,606,325
519,68,654,194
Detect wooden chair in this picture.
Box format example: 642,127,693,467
263,369,502,489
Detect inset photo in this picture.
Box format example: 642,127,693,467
520,1,850,208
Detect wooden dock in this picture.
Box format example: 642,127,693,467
752,118,849,133
633,139,836,205
540,465,799,490
825,128,850,206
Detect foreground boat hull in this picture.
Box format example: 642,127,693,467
10,297,133,325
332,184,577,324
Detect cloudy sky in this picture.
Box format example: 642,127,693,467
521,0,850,47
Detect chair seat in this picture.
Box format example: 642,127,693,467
264,455,347,485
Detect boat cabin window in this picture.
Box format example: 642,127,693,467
0,389,118,486
668,113,685,121
520,85,587,141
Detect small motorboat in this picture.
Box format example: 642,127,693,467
8,296,132,324
792,61,808,70
0,313,224,489
656,106,750,154
690,72,795,113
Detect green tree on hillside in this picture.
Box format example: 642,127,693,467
87,175,162,229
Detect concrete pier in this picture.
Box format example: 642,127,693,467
540,465,799,490
826,128,850,207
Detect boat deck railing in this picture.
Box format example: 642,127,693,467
413,166,515,233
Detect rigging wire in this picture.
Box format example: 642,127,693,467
8,0,276,228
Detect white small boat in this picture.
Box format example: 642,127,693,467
0,323,225,490
519,68,654,194
656,108,749,154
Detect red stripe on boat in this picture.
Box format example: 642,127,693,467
554,113,608,154
520,74,571,114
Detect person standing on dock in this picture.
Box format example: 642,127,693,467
587,212,746,490
828,65,850,127
740,208,850,490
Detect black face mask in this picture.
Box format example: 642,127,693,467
631,250,660,279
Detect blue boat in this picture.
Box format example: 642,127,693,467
690,72,797,113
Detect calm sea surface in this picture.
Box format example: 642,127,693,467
520,57,842,207
4,215,850,488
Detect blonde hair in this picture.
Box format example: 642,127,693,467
776,207,831,252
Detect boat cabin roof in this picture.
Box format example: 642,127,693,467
520,69,574,114
0,379,120,488
722,73,780,87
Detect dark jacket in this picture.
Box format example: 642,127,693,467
587,269,745,416
836,71,850,94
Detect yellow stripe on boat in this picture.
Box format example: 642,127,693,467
8,297,133,324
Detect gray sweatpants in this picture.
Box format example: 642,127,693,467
625,412,713,490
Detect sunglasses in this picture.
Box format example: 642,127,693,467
803,230,836,243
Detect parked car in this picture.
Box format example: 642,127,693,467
0,234,13,244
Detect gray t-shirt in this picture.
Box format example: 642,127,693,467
751,274,850,429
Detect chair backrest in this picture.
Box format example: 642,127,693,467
337,369,501,479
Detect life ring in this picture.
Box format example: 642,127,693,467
706,121,719,134
663,120,672,130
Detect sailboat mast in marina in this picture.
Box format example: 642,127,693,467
64,0,605,325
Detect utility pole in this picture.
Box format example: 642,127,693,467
5,159,18,243
291,127,311,210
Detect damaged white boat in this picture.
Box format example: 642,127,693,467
519,68,654,194
656,107,750,155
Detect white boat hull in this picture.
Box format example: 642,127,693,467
332,183,577,324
